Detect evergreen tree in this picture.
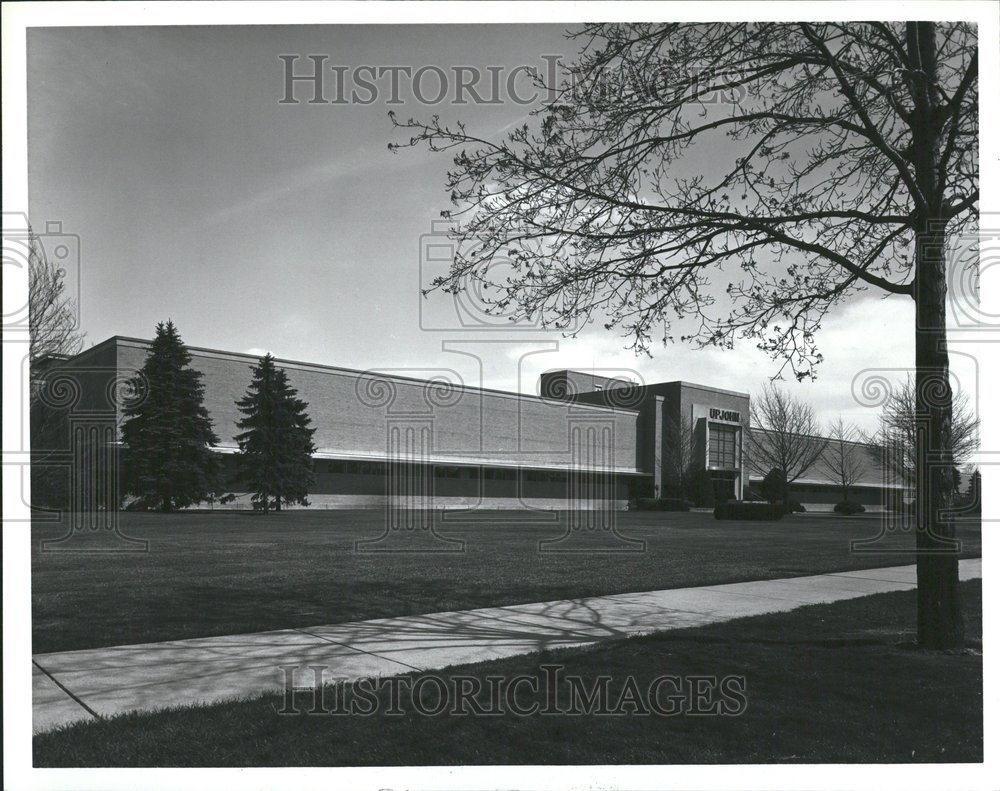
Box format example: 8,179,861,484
120,321,222,511
760,468,787,505
234,354,316,511
965,469,981,514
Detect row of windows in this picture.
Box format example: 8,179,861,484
320,460,388,475
315,460,596,483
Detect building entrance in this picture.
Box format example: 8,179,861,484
710,470,738,502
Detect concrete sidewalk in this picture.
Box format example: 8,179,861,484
33,558,982,733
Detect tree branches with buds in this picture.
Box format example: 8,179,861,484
862,377,978,489
28,230,86,507
818,418,868,501
744,384,827,501
392,20,978,647
391,22,977,380
28,233,84,366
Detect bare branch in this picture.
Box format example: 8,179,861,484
744,384,829,494
392,22,976,379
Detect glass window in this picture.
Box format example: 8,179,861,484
708,424,738,468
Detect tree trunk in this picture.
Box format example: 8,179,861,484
908,21,964,649
913,240,964,648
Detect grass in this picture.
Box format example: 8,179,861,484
33,579,983,766
32,510,981,653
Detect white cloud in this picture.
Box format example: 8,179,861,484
460,294,949,433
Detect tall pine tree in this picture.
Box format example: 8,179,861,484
234,354,316,511
121,321,222,511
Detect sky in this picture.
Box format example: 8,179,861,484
26,24,978,432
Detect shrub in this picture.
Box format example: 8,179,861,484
834,500,866,515
690,470,716,508
760,468,786,503
785,500,806,513
744,485,767,502
634,497,692,512
123,496,148,512
713,500,785,521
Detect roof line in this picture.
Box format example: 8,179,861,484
747,474,907,490
82,336,642,414
106,440,650,475
220,445,651,474
549,369,751,399
748,425,875,451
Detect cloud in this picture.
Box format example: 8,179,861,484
452,294,927,432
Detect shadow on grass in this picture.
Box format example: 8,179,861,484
33,580,983,767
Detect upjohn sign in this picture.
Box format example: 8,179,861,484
708,408,741,423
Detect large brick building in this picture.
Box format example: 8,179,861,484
33,336,901,511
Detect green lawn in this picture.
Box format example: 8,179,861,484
32,509,981,653
33,580,983,766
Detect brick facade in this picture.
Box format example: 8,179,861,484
33,337,902,511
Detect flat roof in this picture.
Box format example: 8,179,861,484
546,369,751,400
209,444,649,475
73,336,642,415
748,425,874,452
674,380,752,400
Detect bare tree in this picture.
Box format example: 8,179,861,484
29,232,84,366
744,385,828,503
662,413,699,499
393,22,977,647
28,230,85,507
863,377,978,489
819,418,868,502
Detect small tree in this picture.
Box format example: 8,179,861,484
28,231,84,367
863,377,978,490
120,321,222,511
760,468,786,504
234,354,316,512
744,384,828,504
662,413,699,499
819,418,868,502
28,230,86,507
964,469,981,514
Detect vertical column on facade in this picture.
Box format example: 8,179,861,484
736,422,745,500
653,394,664,499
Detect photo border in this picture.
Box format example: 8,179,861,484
3,2,997,789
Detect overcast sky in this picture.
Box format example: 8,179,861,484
26,24,977,431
